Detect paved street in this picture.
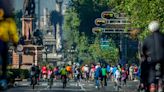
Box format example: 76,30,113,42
4,80,139,92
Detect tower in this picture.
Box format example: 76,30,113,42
55,0,63,52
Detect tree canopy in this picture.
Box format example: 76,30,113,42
110,0,164,40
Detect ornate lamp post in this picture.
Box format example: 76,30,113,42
44,45,49,63
67,46,77,64
17,45,23,69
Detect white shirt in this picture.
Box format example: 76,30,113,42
84,66,89,72
114,70,121,78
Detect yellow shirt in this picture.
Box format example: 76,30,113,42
0,18,19,44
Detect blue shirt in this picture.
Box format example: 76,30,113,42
112,67,117,74
107,65,110,72
95,67,101,78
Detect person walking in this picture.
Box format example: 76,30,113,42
101,65,107,87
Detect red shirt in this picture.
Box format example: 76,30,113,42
42,66,47,74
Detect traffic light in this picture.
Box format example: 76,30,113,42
95,18,107,26
101,11,115,19
92,27,102,34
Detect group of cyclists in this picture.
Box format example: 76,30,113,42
29,62,140,90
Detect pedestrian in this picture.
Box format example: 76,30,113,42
101,65,107,87
114,67,121,91
121,67,127,86
94,63,101,89
129,64,134,80
30,64,37,85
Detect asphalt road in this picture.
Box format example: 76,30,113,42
3,80,139,92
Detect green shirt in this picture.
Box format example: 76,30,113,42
102,68,107,76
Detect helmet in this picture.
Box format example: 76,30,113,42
148,21,160,32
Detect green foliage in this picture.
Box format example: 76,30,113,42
89,36,119,64
69,0,110,37
63,0,119,64
8,69,30,79
110,0,164,40
63,8,80,50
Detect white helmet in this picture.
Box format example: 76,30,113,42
148,21,160,32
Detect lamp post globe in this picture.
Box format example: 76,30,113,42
56,0,63,3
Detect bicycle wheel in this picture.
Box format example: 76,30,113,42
32,77,35,89
62,76,66,88
49,78,53,89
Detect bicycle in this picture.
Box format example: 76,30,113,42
31,76,36,89
62,75,67,88
48,77,53,89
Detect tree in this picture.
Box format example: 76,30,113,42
62,0,121,64
62,7,80,62
63,8,80,49
69,0,110,37
109,0,164,40
77,33,91,62
89,35,119,64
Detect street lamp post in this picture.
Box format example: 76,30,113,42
67,46,77,64
45,46,49,63
17,45,23,69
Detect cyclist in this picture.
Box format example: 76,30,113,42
54,66,59,80
74,66,81,86
48,68,54,88
30,64,37,85
83,64,89,82
0,1,19,90
66,65,72,80
41,65,47,81
35,65,40,85
114,66,121,91
60,66,67,88
141,21,164,92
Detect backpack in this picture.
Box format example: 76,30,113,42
31,66,35,72
98,67,102,77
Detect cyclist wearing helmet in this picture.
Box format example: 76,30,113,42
141,21,164,92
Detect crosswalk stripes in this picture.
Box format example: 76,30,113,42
18,82,85,87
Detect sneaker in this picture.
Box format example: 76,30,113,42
134,79,138,82
95,86,98,88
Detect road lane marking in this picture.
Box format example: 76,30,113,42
79,82,86,92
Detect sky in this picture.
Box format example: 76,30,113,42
13,0,67,15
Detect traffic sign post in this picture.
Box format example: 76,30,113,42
94,18,107,26
92,27,102,34
101,11,115,19
92,11,132,65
